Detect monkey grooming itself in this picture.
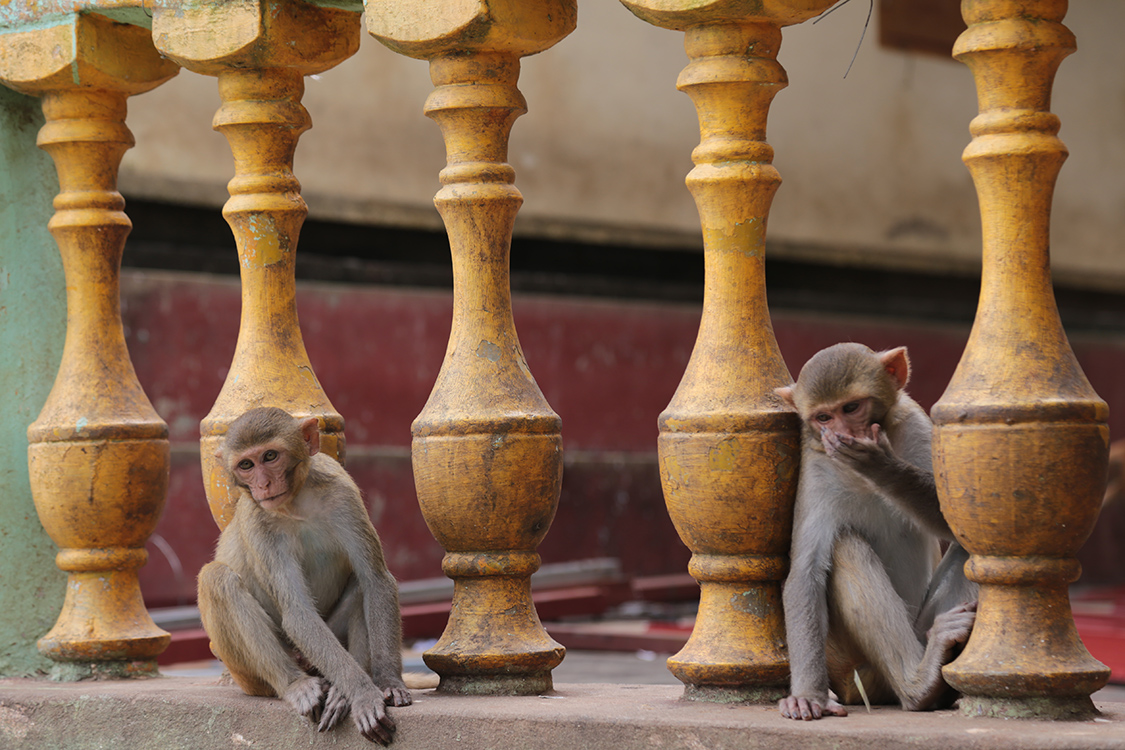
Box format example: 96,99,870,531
775,344,978,721
198,407,411,745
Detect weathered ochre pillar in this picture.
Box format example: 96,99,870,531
932,0,1109,720
620,0,832,702
152,1,359,529
367,1,575,695
0,12,178,678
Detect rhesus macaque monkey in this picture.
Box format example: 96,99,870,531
198,407,411,745
775,343,978,721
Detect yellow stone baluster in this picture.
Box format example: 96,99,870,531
620,0,833,701
932,0,1109,719
0,13,178,678
151,1,359,528
367,0,575,695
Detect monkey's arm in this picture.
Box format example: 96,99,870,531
822,425,952,540
260,530,394,744
339,505,411,707
780,465,847,721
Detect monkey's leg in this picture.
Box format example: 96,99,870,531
198,562,325,717
828,533,956,711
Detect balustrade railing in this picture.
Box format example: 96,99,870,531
0,0,1112,720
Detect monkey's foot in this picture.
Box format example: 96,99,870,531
283,675,328,722
383,684,412,707
929,601,977,660
905,601,978,711
318,683,349,732
779,694,848,721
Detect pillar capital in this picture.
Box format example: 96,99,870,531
152,0,359,77
0,10,177,96
620,0,834,30
367,0,575,60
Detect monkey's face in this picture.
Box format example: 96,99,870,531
230,444,297,510
809,396,877,443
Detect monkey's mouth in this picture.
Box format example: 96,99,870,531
256,493,288,509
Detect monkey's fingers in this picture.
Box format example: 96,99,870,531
821,427,842,457
318,684,349,732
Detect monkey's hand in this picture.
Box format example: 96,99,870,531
282,674,328,723
778,693,848,721
351,687,396,745
821,424,895,474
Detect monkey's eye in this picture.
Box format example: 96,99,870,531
237,459,253,471
842,402,860,414
263,449,279,462
815,413,831,423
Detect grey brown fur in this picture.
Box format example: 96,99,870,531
198,407,410,744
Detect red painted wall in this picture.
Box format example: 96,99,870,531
121,271,1125,607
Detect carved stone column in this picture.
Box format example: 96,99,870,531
932,0,1110,720
367,0,575,695
0,12,178,678
620,0,833,702
152,0,359,528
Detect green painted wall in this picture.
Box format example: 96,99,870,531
0,85,66,676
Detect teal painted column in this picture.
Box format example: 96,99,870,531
0,85,66,676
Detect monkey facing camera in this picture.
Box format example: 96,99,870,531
198,407,411,745
775,343,978,721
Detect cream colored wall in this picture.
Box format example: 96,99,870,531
119,0,1125,290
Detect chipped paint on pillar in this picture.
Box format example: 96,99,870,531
0,1,153,29
0,85,66,677
151,0,360,528
368,0,575,696
620,0,835,702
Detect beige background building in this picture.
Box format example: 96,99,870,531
119,0,1125,290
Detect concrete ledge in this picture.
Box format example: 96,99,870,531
2,677,1125,749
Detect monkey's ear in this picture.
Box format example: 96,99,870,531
880,347,910,390
301,417,321,457
775,385,796,409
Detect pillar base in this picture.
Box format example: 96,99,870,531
436,673,554,696
680,683,787,704
47,659,161,682
421,561,565,695
665,578,788,700
959,695,1099,721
